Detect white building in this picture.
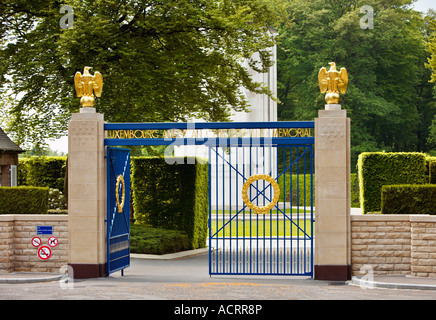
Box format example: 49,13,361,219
175,40,278,210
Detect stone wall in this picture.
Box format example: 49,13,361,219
2,212,436,278
0,215,68,273
351,214,436,278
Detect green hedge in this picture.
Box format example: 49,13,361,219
278,173,360,208
0,187,49,214
425,156,436,182
430,162,436,184
131,157,208,250
381,184,436,215
358,152,426,214
18,156,67,192
277,174,312,206
130,224,190,254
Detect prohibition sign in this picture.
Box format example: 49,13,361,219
31,236,41,247
37,246,52,260
48,236,58,247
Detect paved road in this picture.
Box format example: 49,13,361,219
1,253,435,303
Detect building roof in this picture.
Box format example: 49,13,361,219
0,127,24,153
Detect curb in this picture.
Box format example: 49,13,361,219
0,249,209,284
0,273,63,284
349,276,436,291
131,248,209,260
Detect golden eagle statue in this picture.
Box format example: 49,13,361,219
318,62,348,104
74,66,103,107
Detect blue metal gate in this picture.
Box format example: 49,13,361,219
208,123,314,276
103,121,314,277
106,147,131,276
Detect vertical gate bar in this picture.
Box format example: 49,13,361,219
243,146,246,274
264,145,267,274
303,146,307,274
280,146,284,274
289,146,293,274
283,146,286,274
270,146,274,274
310,144,314,276
106,148,110,276
260,146,263,273
249,142,252,274
236,146,239,273
208,147,211,275
296,147,300,274
256,146,260,273
222,146,226,273
216,147,219,272
229,145,232,273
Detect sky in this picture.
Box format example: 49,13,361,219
48,0,436,154
413,0,436,13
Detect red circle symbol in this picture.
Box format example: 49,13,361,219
37,246,52,260
48,236,58,247
31,237,41,247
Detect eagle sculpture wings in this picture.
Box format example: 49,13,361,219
318,62,348,104
74,66,103,107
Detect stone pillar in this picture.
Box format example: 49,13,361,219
314,105,351,281
68,108,107,278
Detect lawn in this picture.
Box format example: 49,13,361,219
209,217,314,238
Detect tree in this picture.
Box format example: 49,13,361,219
425,10,436,153
0,0,280,149
427,10,436,83
276,0,436,168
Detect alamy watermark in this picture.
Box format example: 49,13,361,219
358,265,375,289
360,5,374,30
162,122,275,166
59,265,74,289
60,5,74,30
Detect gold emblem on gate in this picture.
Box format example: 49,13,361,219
115,175,125,213
242,174,280,214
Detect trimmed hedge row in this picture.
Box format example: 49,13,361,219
278,173,360,208
381,185,436,215
277,174,312,206
425,156,436,183
130,224,190,254
18,156,67,192
131,157,208,250
358,152,427,214
430,161,436,184
0,186,49,214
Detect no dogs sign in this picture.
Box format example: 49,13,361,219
48,236,58,247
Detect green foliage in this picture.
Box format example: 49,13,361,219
425,156,436,182
277,173,312,206
0,0,280,148
48,188,67,210
426,10,436,83
276,0,436,169
131,157,208,250
430,162,436,184
358,152,427,214
130,224,190,255
0,187,49,214
381,184,436,215
278,173,360,208
350,173,360,208
18,156,67,192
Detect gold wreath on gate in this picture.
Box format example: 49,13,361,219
242,174,280,214
115,174,125,213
